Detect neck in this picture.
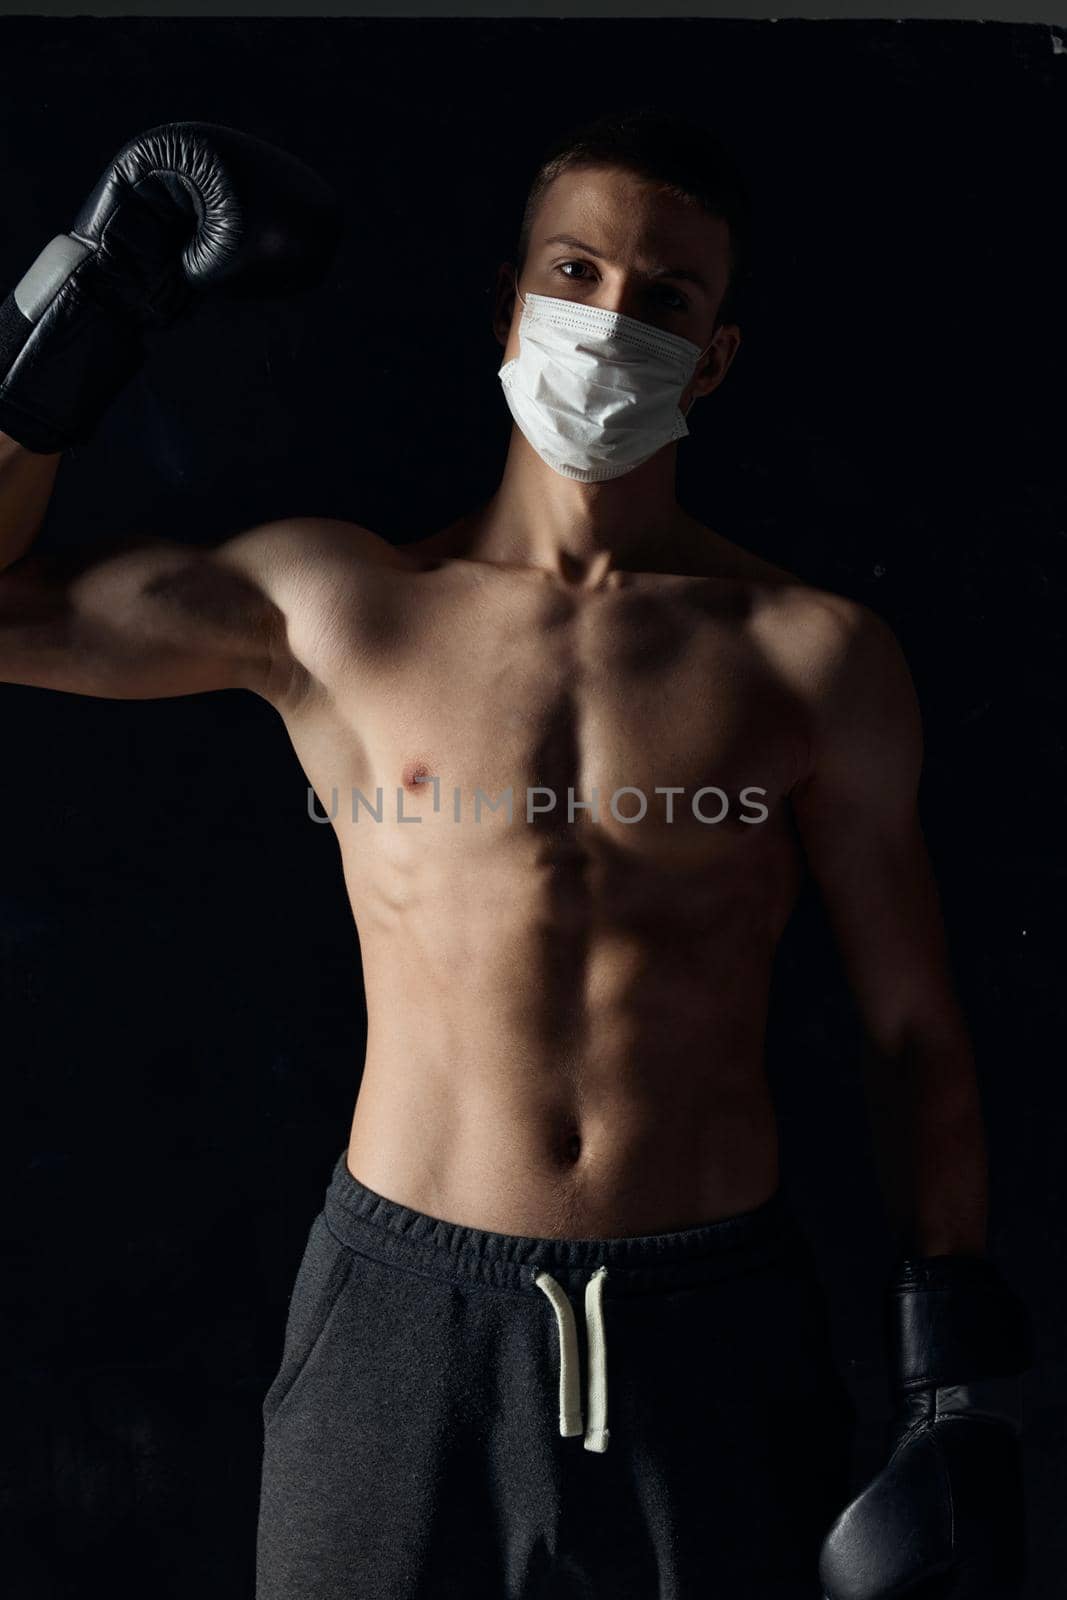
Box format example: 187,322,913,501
460,429,692,584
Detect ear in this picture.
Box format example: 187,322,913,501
682,322,742,414
492,261,519,351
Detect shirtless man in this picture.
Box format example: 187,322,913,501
1,113,1030,1600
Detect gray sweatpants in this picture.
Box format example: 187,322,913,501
256,1149,853,1598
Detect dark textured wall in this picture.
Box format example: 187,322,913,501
1,18,1063,1596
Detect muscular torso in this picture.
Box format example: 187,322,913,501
264,517,834,1237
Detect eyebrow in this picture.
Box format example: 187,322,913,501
541,234,710,294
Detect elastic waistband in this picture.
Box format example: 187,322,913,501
323,1150,807,1298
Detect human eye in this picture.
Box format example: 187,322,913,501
554,259,597,284
654,284,689,312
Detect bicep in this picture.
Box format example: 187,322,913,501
0,537,284,700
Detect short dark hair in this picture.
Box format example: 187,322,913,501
515,107,753,327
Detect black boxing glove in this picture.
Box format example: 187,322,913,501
0,122,341,453
819,1255,1032,1600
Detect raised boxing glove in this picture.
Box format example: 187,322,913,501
0,121,341,453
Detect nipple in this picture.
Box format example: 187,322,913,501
401,760,434,792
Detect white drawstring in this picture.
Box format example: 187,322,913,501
583,1266,610,1452
533,1265,610,1453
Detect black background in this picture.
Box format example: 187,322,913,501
1,17,1064,1596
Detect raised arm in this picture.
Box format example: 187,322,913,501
0,120,342,691
0,520,296,702
788,597,987,1256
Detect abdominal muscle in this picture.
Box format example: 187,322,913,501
343,844,788,1240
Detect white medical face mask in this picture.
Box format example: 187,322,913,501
498,287,712,483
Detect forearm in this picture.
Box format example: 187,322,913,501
863,1028,989,1257
0,432,62,570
